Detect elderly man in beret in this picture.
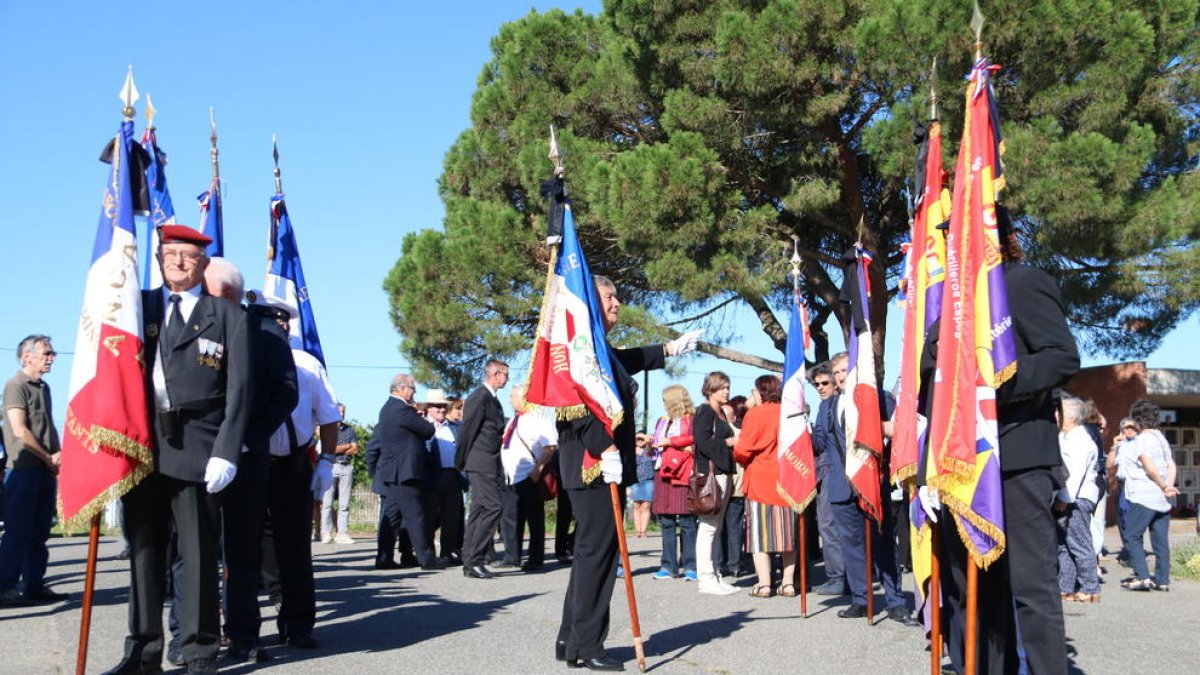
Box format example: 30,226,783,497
105,225,250,675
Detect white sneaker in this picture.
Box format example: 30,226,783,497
320,533,333,544
334,534,354,545
698,579,738,596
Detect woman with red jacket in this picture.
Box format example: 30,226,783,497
650,384,699,581
734,374,798,598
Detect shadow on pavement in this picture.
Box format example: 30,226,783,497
638,609,754,671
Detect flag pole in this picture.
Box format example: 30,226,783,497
77,66,140,675
964,6,985,672
926,54,946,675
864,514,874,624
789,237,809,619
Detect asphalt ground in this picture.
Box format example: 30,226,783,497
1,525,1197,674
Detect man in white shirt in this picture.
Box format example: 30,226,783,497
424,390,464,565
1055,396,1101,601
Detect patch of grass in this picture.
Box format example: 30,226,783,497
1171,538,1200,582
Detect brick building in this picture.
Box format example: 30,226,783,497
1066,362,1200,517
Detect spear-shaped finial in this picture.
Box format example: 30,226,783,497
971,0,985,61
789,236,803,291
144,92,157,129
120,65,139,120
548,125,564,178
209,107,220,180
270,132,280,193
929,56,940,122
856,214,867,245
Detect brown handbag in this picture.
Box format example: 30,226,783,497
687,459,723,516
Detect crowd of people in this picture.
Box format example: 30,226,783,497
0,241,1188,675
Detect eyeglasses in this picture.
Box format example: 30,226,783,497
1121,425,1136,431
40,350,57,358
814,381,832,387
161,250,204,263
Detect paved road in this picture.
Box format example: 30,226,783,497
3,528,1197,674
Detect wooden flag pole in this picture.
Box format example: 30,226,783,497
864,514,874,623
798,512,808,617
964,561,980,675
610,483,647,672
75,515,102,675
930,527,943,675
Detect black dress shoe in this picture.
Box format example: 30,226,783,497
522,561,544,572
887,606,921,627
398,554,420,568
227,641,270,663
284,633,318,649
23,586,68,603
186,657,217,675
462,564,495,579
421,557,448,570
569,654,625,671
837,604,869,619
374,559,402,570
492,559,519,569
101,655,164,675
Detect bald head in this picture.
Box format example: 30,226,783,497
204,257,245,305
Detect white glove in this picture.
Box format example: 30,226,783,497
205,457,238,494
667,329,705,356
600,450,623,484
918,485,940,524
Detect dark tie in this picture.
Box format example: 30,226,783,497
164,293,186,350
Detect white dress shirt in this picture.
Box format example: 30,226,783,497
1057,424,1099,504
152,284,203,411
268,349,340,456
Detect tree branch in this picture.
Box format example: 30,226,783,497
697,341,783,373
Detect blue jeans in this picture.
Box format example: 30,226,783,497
0,465,57,594
1124,502,1171,586
658,514,697,575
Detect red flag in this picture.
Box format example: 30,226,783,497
842,247,883,522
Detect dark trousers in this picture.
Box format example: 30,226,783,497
557,486,622,661
381,481,435,565
375,500,415,563
501,477,546,566
832,497,905,610
658,514,697,574
221,456,269,645
718,496,746,573
121,473,221,665
939,467,1066,675
891,495,912,568
555,488,576,559
1125,501,1171,586
463,470,503,566
0,465,56,595
815,480,846,583
265,457,315,640
427,468,465,558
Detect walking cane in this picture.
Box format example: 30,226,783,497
76,515,102,675
610,484,647,672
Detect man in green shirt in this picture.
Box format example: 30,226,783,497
0,334,67,606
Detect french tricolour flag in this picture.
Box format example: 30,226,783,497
526,203,624,482
776,290,818,512
60,120,154,529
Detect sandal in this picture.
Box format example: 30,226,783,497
1070,592,1100,604
749,584,774,598
777,583,798,597
1122,578,1154,591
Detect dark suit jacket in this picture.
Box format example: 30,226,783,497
813,391,896,503
142,288,251,483
242,310,298,463
456,385,505,473
556,344,666,491
371,395,437,492
919,263,1080,474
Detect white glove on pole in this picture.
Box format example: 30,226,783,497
667,329,705,356
600,450,623,484
205,456,238,494
918,485,940,524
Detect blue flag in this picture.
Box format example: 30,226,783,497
140,127,176,288
264,194,324,364
197,179,224,258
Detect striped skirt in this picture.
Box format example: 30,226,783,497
745,499,797,553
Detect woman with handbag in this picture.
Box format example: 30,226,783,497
692,372,739,596
734,375,798,598
650,385,699,581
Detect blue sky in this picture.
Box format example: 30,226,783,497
0,1,1194,433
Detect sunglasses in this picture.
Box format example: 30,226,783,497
814,381,832,387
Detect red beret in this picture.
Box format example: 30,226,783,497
159,224,213,246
